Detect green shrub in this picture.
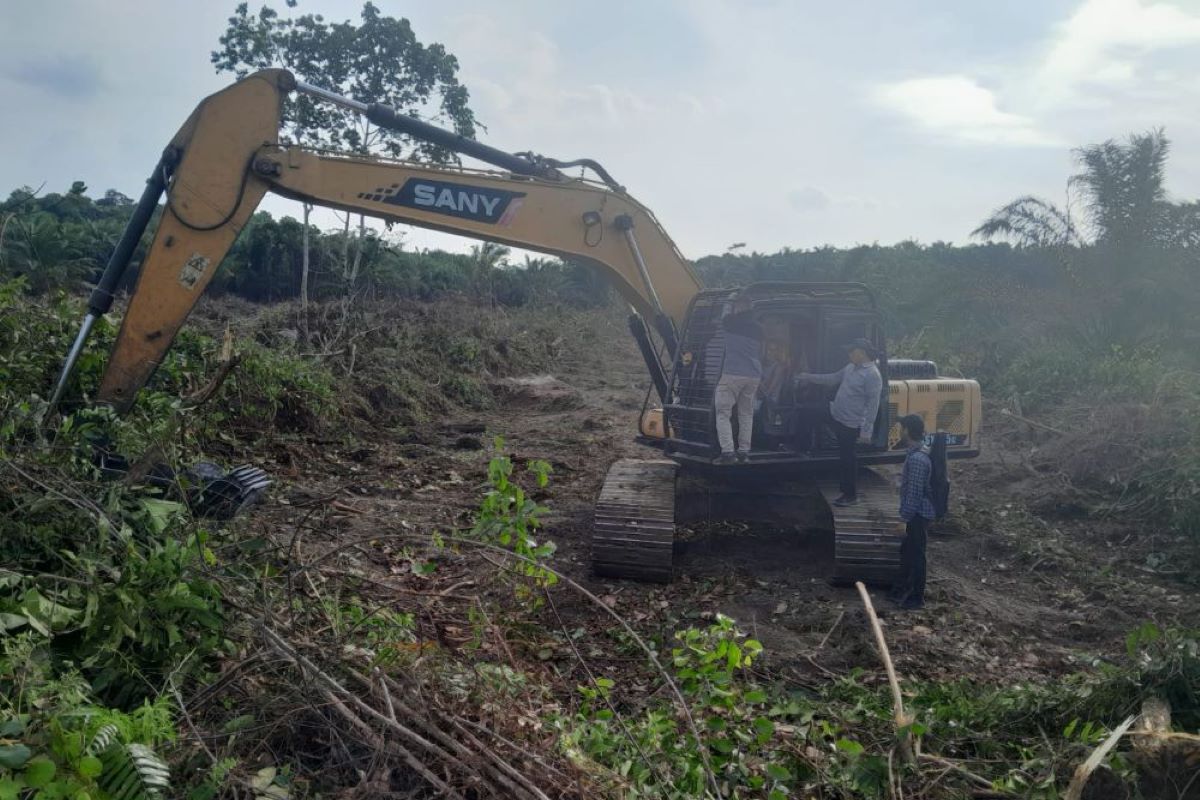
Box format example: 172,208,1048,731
471,440,555,598
556,615,805,800
0,633,175,800
0,282,249,705
998,340,1169,411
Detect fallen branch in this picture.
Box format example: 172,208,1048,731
335,644,555,800
999,408,1067,436
256,624,550,800
919,754,1011,795
450,716,573,784
319,682,461,799
818,609,845,650
373,666,397,723
1063,714,1136,800
186,327,241,407
356,667,554,800
856,582,917,763
304,529,720,798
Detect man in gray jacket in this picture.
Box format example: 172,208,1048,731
796,338,883,506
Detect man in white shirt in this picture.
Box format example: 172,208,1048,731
796,338,883,506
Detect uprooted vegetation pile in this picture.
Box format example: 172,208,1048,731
3,276,1200,800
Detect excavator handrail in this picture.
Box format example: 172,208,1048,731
294,145,627,193
698,282,878,310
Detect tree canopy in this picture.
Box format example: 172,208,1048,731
212,1,477,161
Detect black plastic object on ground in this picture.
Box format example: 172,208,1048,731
89,440,271,520
187,464,271,519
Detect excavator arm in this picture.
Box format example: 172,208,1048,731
56,69,702,410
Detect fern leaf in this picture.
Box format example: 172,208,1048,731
97,741,171,800
86,723,120,756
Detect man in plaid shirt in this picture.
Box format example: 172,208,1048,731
892,414,936,610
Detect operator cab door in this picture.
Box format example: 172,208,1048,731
820,311,889,449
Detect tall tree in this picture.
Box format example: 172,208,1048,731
972,129,1183,251
973,129,1200,350
469,242,509,305
212,2,478,288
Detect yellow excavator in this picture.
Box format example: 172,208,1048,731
50,69,982,584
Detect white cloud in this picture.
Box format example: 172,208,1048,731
787,186,831,211
444,13,691,137
1038,0,1200,100
873,76,1060,147
871,1,1200,147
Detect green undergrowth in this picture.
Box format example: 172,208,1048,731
553,614,1200,799
0,279,335,704
0,279,337,797
225,296,612,426
459,448,1200,799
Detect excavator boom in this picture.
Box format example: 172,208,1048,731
59,69,701,410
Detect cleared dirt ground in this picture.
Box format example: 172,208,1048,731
245,309,1200,698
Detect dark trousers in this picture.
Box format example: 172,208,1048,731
798,407,859,497
829,415,859,498
897,516,929,606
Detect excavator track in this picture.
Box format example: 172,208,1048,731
820,467,904,585
592,459,678,583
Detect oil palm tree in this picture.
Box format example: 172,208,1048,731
972,129,1174,249
974,130,1199,352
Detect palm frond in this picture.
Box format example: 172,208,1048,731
971,196,1080,247
1070,129,1169,246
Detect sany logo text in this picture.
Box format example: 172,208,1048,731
364,178,526,225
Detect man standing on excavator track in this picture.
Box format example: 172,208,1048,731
715,294,763,464
796,338,883,506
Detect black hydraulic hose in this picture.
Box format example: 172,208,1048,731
628,314,670,404
297,81,620,189
49,155,170,411
87,154,170,316
541,157,623,192
364,103,548,178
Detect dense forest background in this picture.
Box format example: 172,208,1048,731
4,126,1197,402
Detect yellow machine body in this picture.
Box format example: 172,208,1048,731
886,378,982,452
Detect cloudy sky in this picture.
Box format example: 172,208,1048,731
2,0,1198,258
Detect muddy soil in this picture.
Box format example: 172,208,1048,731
252,312,1200,692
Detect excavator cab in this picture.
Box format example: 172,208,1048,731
636,283,980,470
652,284,888,468
605,284,982,583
